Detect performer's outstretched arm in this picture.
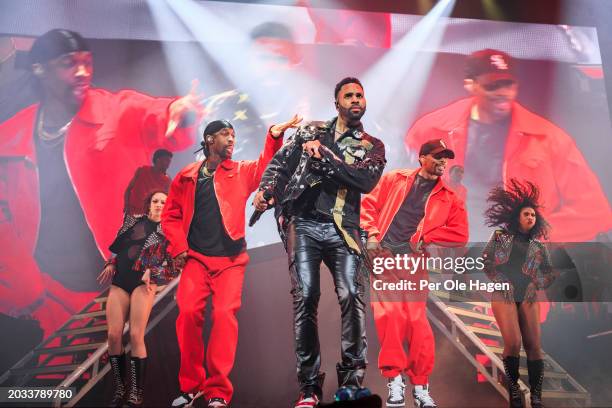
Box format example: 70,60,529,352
243,115,302,193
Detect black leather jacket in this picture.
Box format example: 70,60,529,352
259,117,386,253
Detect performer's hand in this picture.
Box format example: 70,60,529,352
142,269,154,293
166,79,206,137
410,239,424,254
366,237,383,262
303,140,322,159
97,264,116,286
253,190,275,212
524,282,538,303
270,114,302,138
174,251,188,270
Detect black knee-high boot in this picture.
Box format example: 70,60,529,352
109,354,126,407
527,359,544,408
502,356,523,408
127,357,146,407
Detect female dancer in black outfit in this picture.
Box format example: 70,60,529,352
98,191,177,407
482,180,557,408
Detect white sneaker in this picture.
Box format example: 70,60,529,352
171,391,203,407
207,397,228,407
386,375,406,407
413,384,437,408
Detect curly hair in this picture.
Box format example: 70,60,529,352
484,179,550,239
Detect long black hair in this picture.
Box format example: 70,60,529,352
484,179,550,239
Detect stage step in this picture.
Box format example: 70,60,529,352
70,310,106,320
33,342,106,356
428,292,591,407
446,305,497,321
0,279,180,407
10,365,80,376
55,325,108,337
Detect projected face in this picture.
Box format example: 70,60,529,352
209,127,235,160
252,37,297,72
449,165,464,183
518,206,536,233
154,155,172,174
147,192,167,220
40,51,93,107
472,77,517,121
420,153,448,177
336,82,366,124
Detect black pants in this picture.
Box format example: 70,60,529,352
286,216,367,396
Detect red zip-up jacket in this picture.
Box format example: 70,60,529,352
162,131,283,258
404,97,612,242
361,169,468,246
0,88,196,315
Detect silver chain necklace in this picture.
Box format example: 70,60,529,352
37,110,73,147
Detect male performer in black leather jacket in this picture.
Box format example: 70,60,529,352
253,77,386,407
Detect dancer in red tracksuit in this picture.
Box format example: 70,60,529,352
361,139,468,408
162,116,300,408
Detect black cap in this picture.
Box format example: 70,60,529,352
203,119,233,137
465,49,515,83
419,139,455,159
28,29,90,65
195,120,234,155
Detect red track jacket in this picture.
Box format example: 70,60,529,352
0,88,196,313
162,131,283,258
404,97,612,242
361,169,468,246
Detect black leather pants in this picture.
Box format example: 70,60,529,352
286,216,367,396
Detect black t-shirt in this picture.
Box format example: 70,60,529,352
383,174,437,244
187,164,246,257
34,128,104,292
463,118,510,241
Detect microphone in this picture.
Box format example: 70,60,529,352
249,190,273,227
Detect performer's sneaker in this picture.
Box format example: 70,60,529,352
207,397,228,408
386,375,406,407
355,387,372,399
294,391,320,408
412,384,437,408
171,391,203,407
334,386,356,401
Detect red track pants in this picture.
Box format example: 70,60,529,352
176,250,248,402
371,265,434,385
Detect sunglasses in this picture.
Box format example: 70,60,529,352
481,79,516,92
431,152,448,160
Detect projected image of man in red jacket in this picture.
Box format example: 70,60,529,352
404,49,612,243
0,29,202,337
